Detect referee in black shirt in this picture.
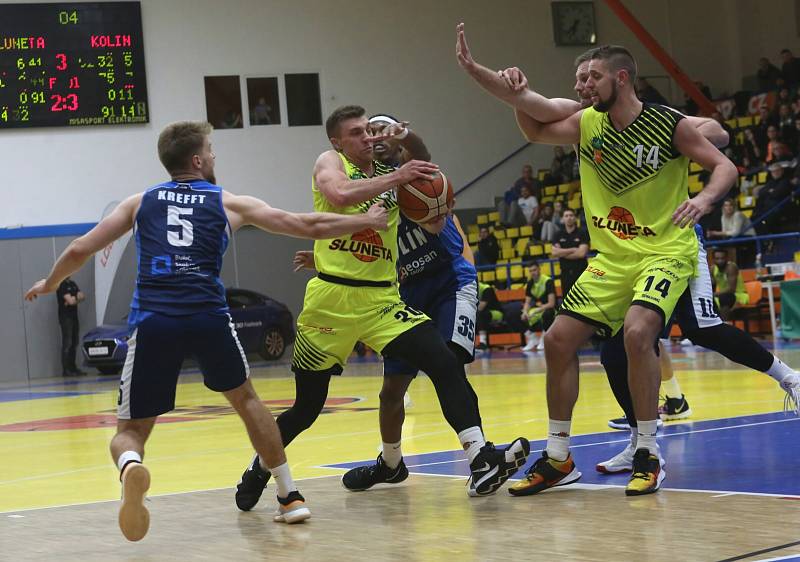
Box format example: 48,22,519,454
550,208,589,300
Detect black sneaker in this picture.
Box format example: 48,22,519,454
467,438,530,497
608,416,664,431
625,448,665,496
659,394,692,421
341,453,409,491
235,454,271,511
274,490,311,524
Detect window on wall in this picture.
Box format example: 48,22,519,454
285,73,322,127
204,76,243,130
246,77,281,126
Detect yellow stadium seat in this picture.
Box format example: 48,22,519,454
689,183,702,195
501,248,515,259
753,114,761,125
515,237,530,255
738,115,753,128
541,196,554,204
488,211,500,222
555,278,561,287
530,245,544,256
689,162,703,173
506,227,520,238
494,229,506,239
477,214,488,225
495,266,508,282
500,238,513,250
553,262,561,276
757,172,767,183
468,232,479,244
544,186,557,196
735,132,744,145
557,183,571,194
510,282,525,290
520,225,533,237
467,223,479,234
497,258,510,264
544,243,553,255
724,119,737,129
480,270,495,282
742,208,753,218
510,265,524,280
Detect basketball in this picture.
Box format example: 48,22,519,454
607,206,634,224
398,171,453,223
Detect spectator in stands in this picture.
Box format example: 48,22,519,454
707,198,755,239
552,200,565,230
550,208,589,299
635,77,668,106
755,105,777,149
772,142,794,164
743,128,764,163
781,49,800,89
765,125,783,162
684,81,713,116
777,103,797,147
711,248,749,320
520,261,556,352
500,164,539,226
753,162,793,234
533,202,558,242
543,146,574,186
757,57,783,91
475,226,500,266
737,154,761,196
476,282,504,350
517,184,539,225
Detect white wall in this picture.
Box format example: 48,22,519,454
3,0,800,224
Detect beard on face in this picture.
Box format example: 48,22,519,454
593,80,618,113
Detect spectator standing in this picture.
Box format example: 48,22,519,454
757,57,783,91
780,49,800,89
56,276,85,376
550,208,589,299
753,162,793,234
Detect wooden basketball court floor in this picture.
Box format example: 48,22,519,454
1,342,799,561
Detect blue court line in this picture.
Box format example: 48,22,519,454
324,411,800,497
0,390,97,403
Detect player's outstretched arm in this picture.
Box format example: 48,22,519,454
314,150,438,208
672,119,738,227
513,109,583,146
456,23,579,123
225,193,388,239
25,195,140,301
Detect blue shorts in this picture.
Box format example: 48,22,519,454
117,311,249,419
384,276,477,376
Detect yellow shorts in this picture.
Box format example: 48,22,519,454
292,276,429,375
559,252,696,336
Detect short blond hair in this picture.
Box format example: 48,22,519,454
157,121,213,173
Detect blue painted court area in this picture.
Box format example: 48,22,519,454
0,390,97,403
325,412,800,497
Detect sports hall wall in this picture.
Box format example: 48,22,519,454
3,0,798,382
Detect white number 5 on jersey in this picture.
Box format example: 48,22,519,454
167,205,194,247
632,144,660,170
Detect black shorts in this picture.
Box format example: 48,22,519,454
117,311,249,419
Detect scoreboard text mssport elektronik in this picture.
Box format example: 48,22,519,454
0,2,148,129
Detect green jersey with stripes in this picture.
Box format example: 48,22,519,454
313,152,399,283
578,103,698,258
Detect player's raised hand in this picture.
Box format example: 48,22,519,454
396,159,440,183
499,67,528,92
673,193,713,228
366,202,389,231
456,23,476,71
367,121,410,143
24,279,51,301
292,250,316,272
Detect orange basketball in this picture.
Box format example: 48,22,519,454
350,229,383,263
607,206,634,224
398,171,453,223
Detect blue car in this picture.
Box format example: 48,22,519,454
81,288,296,375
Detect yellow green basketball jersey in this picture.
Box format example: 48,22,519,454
578,103,698,258
313,152,399,283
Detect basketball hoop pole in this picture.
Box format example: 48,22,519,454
602,0,717,115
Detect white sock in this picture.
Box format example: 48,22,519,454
117,450,142,472
636,420,658,454
545,419,571,461
479,331,488,344
765,356,795,383
458,426,486,463
268,462,297,499
382,441,402,469
629,427,638,448
661,376,682,399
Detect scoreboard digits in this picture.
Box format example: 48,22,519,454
0,2,149,129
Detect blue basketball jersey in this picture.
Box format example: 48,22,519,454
130,180,230,318
396,214,476,288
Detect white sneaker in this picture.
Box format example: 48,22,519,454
781,373,800,415
536,338,545,351
596,442,665,474
521,338,537,352
679,338,693,346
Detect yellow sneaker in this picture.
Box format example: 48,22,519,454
625,449,665,496
119,462,150,541
508,452,581,496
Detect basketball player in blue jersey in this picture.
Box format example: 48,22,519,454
24,121,390,541
457,26,799,489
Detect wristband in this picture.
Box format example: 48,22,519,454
395,127,409,140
